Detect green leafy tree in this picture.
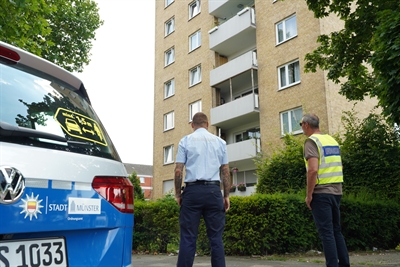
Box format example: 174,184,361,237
304,0,400,124
0,0,103,72
0,0,54,56
129,172,145,201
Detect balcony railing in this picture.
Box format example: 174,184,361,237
210,93,259,129
210,50,257,87
209,0,255,19
227,138,260,162
209,7,256,57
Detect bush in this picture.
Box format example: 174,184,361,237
339,111,400,201
223,194,319,255
341,194,400,250
132,193,400,255
255,134,306,194
133,195,179,252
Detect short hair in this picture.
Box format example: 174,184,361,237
302,114,319,129
192,112,208,126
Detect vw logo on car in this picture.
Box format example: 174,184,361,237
0,166,25,204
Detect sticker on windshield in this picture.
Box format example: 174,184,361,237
54,108,107,146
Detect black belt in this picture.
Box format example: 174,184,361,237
185,180,220,186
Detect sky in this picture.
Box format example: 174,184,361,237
75,0,155,165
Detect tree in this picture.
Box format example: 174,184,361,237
304,0,400,125
0,0,103,72
129,172,145,201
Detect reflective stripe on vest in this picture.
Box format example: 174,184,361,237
305,134,344,185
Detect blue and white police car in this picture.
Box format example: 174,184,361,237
0,41,134,267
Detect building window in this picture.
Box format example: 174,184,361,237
164,111,174,131
164,79,175,99
163,179,174,194
165,47,175,66
189,0,200,19
235,128,260,143
189,65,201,86
165,17,175,36
276,15,297,44
278,60,300,89
189,30,201,51
164,145,174,164
165,0,174,7
139,177,145,183
189,100,202,121
280,107,302,135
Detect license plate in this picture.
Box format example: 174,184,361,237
0,237,68,267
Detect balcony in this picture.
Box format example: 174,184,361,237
210,93,259,129
227,138,260,163
210,50,257,87
209,7,256,57
209,0,255,20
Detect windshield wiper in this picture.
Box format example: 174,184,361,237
0,121,67,143
66,140,94,146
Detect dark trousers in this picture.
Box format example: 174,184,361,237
177,184,226,267
311,194,350,267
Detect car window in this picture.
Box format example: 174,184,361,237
0,63,120,161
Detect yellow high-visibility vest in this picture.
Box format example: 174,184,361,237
304,134,344,185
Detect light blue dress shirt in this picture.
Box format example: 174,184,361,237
176,128,228,183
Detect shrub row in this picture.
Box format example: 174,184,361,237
132,193,400,255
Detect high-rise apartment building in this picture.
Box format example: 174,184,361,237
153,0,376,199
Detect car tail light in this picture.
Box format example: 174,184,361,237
92,177,134,213
0,45,20,62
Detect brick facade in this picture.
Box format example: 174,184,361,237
152,0,377,200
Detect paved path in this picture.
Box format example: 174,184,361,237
132,251,400,267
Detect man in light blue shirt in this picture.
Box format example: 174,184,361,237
174,112,230,267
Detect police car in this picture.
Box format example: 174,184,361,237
0,41,134,267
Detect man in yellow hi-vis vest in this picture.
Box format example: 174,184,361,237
301,114,350,267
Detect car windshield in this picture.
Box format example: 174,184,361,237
0,63,121,161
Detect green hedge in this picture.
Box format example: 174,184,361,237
341,196,400,250
133,196,180,252
132,193,400,255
